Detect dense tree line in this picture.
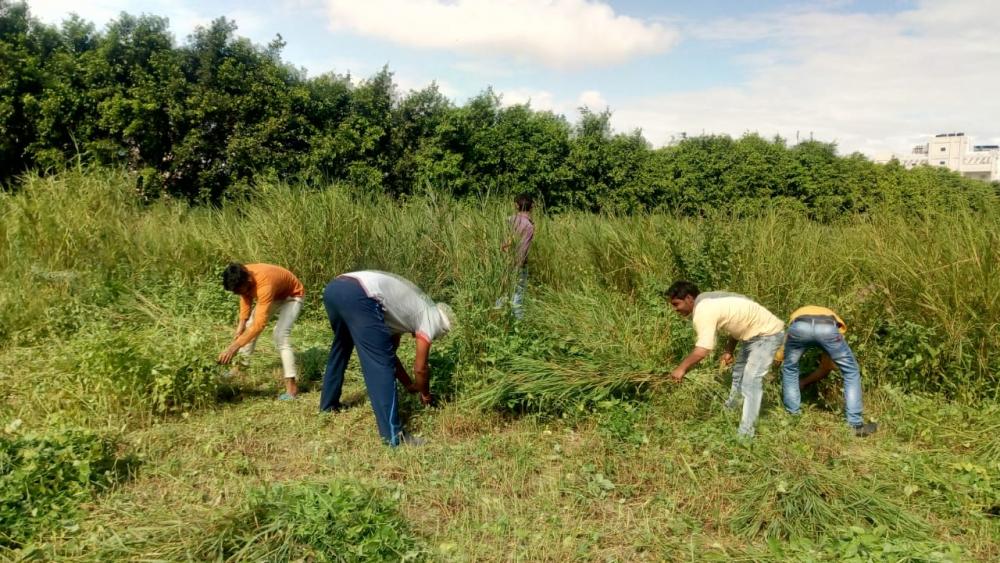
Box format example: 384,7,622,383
2,1,995,215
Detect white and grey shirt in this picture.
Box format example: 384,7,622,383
343,270,451,343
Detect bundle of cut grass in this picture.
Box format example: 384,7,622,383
192,481,426,562
730,463,930,540
465,355,661,414
465,335,730,414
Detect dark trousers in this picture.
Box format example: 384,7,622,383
320,277,402,446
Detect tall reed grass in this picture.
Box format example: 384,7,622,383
1,167,998,424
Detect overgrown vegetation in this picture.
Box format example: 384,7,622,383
0,170,997,560
2,0,997,216
193,481,426,561
0,424,130,548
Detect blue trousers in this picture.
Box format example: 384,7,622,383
320,277,403,446
780,317,864,427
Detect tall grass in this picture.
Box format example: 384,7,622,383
1,167,998,425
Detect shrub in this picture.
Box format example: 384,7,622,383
194,480,427,562
63,321,222,417
0,422,129,548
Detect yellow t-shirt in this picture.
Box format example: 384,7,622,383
691,292,785,350
774,306,847,368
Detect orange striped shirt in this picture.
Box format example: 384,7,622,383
234,264,305,348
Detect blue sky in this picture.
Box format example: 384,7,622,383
26,0,1000,155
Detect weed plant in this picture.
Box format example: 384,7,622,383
192,480,427,562
0,423,130,548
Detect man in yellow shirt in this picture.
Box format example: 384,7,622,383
666,280,785,438
778,306,877,437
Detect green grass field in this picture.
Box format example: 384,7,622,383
1,169,998,561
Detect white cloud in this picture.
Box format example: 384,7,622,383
612,0,1000,155
497,88,616,123
577,90,607,110
26,0,122,28
26,1,260,44
322,0,677,69
226,9,267,39
394,74,461,100
498,88,558,112
452,59,516,78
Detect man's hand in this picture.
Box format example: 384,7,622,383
217,344,240,365
671,347,709,383
419,392,434,406
719,351,734,369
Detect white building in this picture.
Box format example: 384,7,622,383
874,133,1000,182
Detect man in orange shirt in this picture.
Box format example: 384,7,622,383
218,263,305,400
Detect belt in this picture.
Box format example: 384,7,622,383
794,315,839,325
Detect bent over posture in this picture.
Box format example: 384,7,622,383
320,271,454,446
777,306,877,437
218,263,305,400
666,281,785,438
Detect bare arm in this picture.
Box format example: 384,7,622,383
719,337,738,368
394,357,415,388
220,292,272,364
413,337,432,404
390,335,415,389
234,294,252,337
671,347,711,382
800,355,836,389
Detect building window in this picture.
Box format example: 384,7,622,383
940,147,947,152
939,161,946,165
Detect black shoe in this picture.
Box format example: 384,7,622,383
853,422,878,437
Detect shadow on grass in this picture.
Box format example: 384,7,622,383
111,452,144,483
216,383,281,404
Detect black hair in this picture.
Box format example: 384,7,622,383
222,263,250,292
515,192,534,212
665,280,700,300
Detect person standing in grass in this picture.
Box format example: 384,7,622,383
495,193,535,319
776,306,878,437
665,281,785,438
218,263,305,400
320,271,454,446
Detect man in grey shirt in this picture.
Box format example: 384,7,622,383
320,271,454,446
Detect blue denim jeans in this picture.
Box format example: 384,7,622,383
725,332,785,438
511,267,527,319
495,267,528,319
780,318,863,427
